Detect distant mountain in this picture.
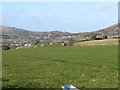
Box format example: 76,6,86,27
1,25,70,40
1,23,119,41
73,24,119,38
1,25,35,39
94,24,119,36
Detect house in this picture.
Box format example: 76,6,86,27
95,35,103,40
24,43,31,47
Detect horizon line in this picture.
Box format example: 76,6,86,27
1,23,118,34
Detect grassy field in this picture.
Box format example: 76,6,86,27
2,45,118,88
74,39,118,46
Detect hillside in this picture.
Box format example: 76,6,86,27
1,25,35,39
1,23,119,42
94,24,119,36
1,25,70,40
75,24,119,38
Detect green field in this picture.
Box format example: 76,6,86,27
2,45,118,88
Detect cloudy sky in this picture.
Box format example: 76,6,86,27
1,2,118,33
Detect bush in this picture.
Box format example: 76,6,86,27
2,45,10,50
103,35,108,39
9,45,17,50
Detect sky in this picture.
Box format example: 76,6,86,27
1,2,118,33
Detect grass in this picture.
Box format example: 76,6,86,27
2,45,118,88
74,39,118,46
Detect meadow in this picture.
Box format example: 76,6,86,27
74,39,118,46
2,45,118,88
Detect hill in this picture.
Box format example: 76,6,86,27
75,24,119,39
94,24,119,36
1,25,70,40
1,24,119,43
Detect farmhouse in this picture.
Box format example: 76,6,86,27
95,34,108,40
95,35,103,40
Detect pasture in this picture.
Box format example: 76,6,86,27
74,39,118,46
2,45,118,88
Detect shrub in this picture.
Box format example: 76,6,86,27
103,35,108,39
9,45,17,50
2,45,10,50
